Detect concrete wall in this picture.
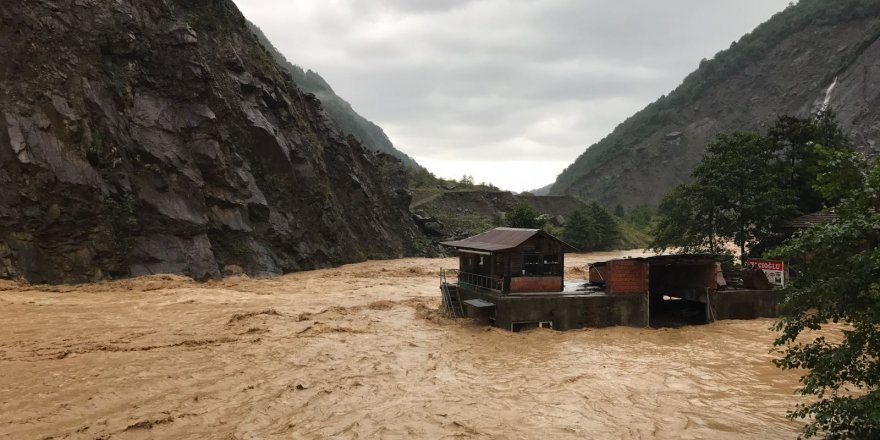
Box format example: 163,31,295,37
509,276,562,292
458,287,649,331
710,290,783,320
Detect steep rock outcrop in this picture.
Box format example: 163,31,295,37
0,0,418,283
247,22,423,170
552,0,880,210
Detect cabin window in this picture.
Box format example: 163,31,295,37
542,254,561,275
522,253,560,276
523,254,542,275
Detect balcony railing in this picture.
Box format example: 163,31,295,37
441,269,502,293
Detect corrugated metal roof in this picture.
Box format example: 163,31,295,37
440,227,576,252
592,253,722,266
783,211,838,229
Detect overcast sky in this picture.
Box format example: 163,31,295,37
233,0,792,192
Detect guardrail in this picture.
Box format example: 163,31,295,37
442,268,502,293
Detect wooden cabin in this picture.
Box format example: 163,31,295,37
440,227,576,294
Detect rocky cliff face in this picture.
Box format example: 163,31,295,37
0,0,419,283
247,22,423,170
551,0,880,210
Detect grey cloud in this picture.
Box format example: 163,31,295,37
233,0,791,188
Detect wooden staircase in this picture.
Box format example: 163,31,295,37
440,270,465,318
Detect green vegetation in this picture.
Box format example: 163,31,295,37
552,0,880,196
214,236,251,262
617,221,652,250
650,110,878,436
412,188,649,251
770,150,879,439
563,202,620,252
652,111,850,262
654,131,795,262
444,213,504,237
768,111,853,214
107,193,139,254
501,199,623,251
407,167,499,191
624,204,654,230
506,200,544,229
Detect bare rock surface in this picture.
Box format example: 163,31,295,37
552,8,880,209
0,0,418,283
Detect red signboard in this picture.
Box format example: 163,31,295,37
747,259,784,271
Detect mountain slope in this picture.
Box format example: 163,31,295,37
248,22,422,170
551,0,880,210
0,0,418,283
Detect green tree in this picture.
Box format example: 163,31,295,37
587,202,621,250
813,143,866,205
563,202,620,251
653,131,795,261
768,109,851,214
770,152,879,439
625,204,654,230
701,132,796,262
563,207,595,251
652,182,724,254
505,200,543,229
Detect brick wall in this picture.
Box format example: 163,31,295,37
510,276,562,293
608,260,649,294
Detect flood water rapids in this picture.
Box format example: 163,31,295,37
0,251,806,439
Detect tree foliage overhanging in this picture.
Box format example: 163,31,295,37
770,151,880,439
653,109,879,437
651,110,850,262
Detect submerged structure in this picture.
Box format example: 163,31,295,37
440,228,783,331
440,227,574,294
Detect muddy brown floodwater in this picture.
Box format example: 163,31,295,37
0,250,805,439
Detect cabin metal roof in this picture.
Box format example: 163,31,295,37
782,211,838,229
591,253,723,267
440,227,576,252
